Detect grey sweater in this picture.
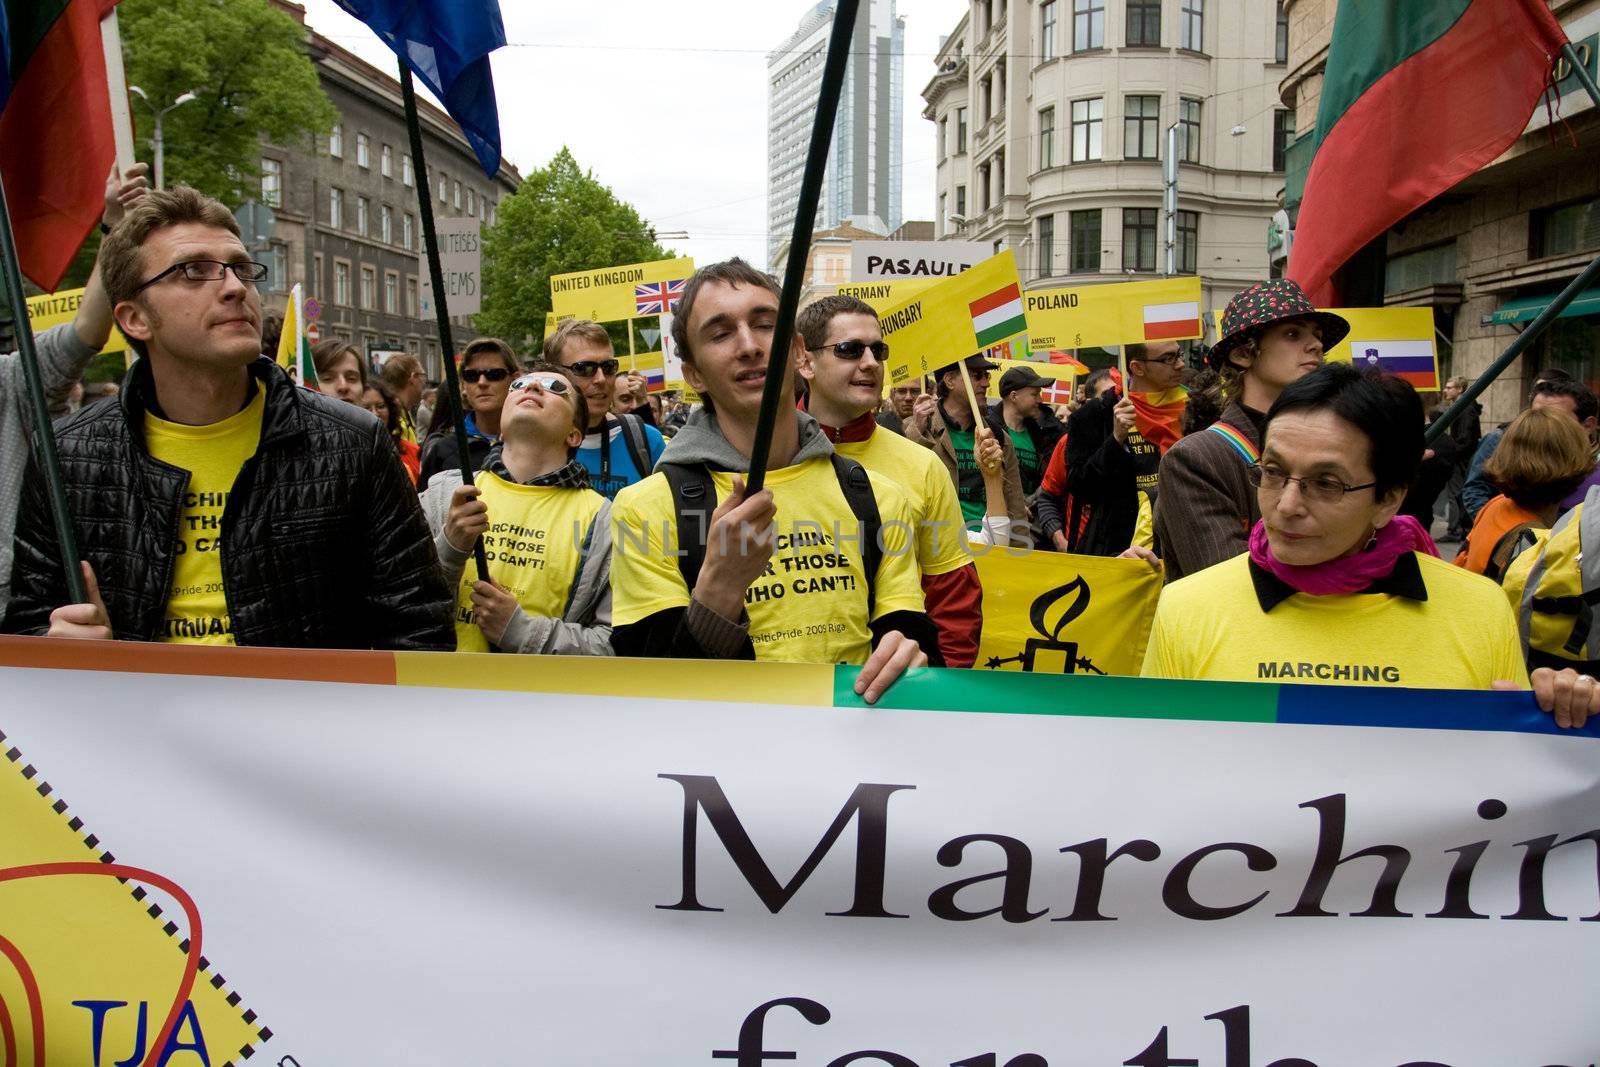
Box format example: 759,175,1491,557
0,324,97,622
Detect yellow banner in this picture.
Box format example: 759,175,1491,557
25,288,131,358
876,251,1026,387
836,278,938,312
549,258,695,322
990,357,1080,383
1208,306,1439,388
973,550,1162,677
1026,277,1203,351
544,310,575,336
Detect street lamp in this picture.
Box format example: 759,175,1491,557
128,86,198,191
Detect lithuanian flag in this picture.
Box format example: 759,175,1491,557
0,0,117,291
277,284,319,389
1288,0,1567,304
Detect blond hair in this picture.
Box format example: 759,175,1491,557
542,319,612,362
1483,407,1596,509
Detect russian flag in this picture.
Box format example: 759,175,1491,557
1143,300,1201,341
1353,340,1437,389
642,365,666,392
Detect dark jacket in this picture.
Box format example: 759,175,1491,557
985,401,1064,497
4,357,454,649
1152,400,1266,581
904,401,1030,546
418,417,496,488
1062,391,1139,556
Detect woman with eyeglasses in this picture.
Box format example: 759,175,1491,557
1141,363,1598,727
418,337,519,488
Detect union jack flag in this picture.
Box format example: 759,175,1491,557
635,279,686,316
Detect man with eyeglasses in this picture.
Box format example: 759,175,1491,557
418,336,518,487
795,294,983,669
4,186,453,649
419,364,612,655
1061,341,1187,556
542,319,665,499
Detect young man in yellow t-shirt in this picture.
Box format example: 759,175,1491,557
420,364,612,655
608,259,939,703
794,294,983,668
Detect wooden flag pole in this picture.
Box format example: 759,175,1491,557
0,171,88,604
399,63,489,581
957,361,985,426
744,0,860,494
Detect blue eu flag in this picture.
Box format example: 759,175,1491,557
334,0,506,178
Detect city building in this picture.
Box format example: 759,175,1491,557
258,1,522,379
1282,0,1600,426
767,0,906,263
922,0,1288,350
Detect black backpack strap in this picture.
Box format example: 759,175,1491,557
662,461,716,593
618,413,654,481
1485,521,1541,583
830,454,882,617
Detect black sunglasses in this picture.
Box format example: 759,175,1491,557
810,339,890,361
133,259,269,295
565,358,620,379
460,367,510,384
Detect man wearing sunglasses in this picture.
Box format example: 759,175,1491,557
608,259,939,705
5,186,453,650
1062,341,1187,557
418,337,519,487
795,295,983,669
542,319,665,499
420,364,612,655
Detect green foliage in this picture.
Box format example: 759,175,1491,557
475,147,668,348
120,0,338,206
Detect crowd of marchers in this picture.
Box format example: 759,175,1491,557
2,172,1598,725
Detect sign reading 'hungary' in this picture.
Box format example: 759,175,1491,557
876,250,1027,385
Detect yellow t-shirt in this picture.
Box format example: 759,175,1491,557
1141,552,1530,689
835,428,970,577
610,457,926,664
144,389,266,644
455,471,607,652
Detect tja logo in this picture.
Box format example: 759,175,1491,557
985,576,1104,675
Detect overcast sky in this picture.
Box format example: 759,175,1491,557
300,0,970,268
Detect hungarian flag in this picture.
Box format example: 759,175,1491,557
969,283,1027,348
1288,0,1568,304
0,0,117,291
277,284,319,389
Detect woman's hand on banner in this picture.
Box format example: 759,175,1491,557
469,580,518,645
1520,668,1599,729
856,630,928,706
46,562,112,640
445,485,489,553
694,475,776,621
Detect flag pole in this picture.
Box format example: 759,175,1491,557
0,171,88,604
399,64,489,581
744,0,860,494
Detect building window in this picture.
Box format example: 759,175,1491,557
1041,1,1057,59
1127,0,1161,46
940,192,948,232
1071,98,1104,162
260,158,282,208
356,133,370,169
1179,98,1202,164
1123,208,1158,271
956,107,968,153
1125,95,1161,160
381,144,393,178
406,277,419,318
1384,242,1459,295
978,163,991,212
453,181,461,210
1038,214,1055,277
1039,107,1056,169
381,205,393,244
356,196,370,236
981,75,993,123
403,213,414,250
334,260,351,305
1070,209,1102,272
329,124,342,157
940,117,949,158
1176,210,1199,273
955,185,967,217
329,187,343,228
384,271,399,315
402,154,414,186
268,242,288,292
1275,1,1289,63
1272,109,1295,172
1180,0,1203,50
360,265,376,310
466,189,475,215
1073,0,1104,50
313,252,324,296
438,175,447,203
1532,197,1600,258
995,149,1005,199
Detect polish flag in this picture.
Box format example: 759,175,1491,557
1143,301,1201,341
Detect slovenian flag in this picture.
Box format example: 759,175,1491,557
1354,341,1437,390
276,284,319,389
970,283,1027,348
1143,300,1201,341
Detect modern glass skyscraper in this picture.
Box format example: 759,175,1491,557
767,0,904,264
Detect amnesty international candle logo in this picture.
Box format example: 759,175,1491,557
983,576,1104,674
0,730,265,1065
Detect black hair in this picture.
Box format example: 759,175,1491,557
1266,362,1424,499
1084,367,1117,397
1532,376,1599,424
797,294,877,350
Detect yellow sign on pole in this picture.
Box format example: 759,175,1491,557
876,251,1026,387
1208,306,1439,390
835,278,938,312
989,357,1080,383
25,287,131,358
1025,277,1203,351
549,257,695,322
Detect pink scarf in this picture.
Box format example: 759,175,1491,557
1248,514,1440,597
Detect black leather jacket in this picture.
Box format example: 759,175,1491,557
4,357,454,649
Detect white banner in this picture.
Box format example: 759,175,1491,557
0,654,1596,1066
418,215,482,317
850,240,991,281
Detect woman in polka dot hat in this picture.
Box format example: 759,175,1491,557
1152,280,1349,581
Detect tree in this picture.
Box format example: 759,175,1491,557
119,0,337,206
476,147,669,348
